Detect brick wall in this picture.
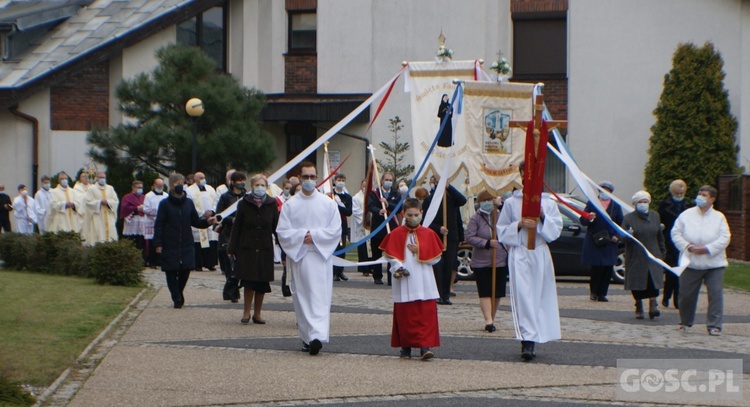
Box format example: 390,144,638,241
717,175,749,261
50,61,109,131
511,0,568,13
286,0,316,10
284,54,317,94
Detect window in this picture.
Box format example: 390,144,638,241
288,12,316,52
512,13,567,77
177,6,226,71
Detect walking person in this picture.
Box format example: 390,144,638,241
154,173,216,308
47,172,84,234
12,184,36,234
351,179,372,276
331,173,353,281
465,190,508,333
0,183,13,233
216,171,246,303
380,198,443,360
658,179,690,308
82,171,119,246
622,191,665,320
228,173,279,324
143,178,168,267
671,185,730,335
120,180,147,263
276,162,341,355
368,172,400,285
186,172,218,271
580,181,623,302
34,176,53,233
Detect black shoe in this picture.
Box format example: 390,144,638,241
374,279,384,285
484,324,496,333
521,341,535,361
174,298,184,309
589,294,598,301
309,339,322,356
339,272,348,281
443,299,452,305
450,292,457,297
208,267,216,271
333,276,341,282
252,316,266,325
399,348,412,359
662,298,669,308
241,317,250,324
597,296,609,302
419,348,434,360
231,298,239,303
301,342,310,352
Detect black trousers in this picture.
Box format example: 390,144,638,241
663,271,680,307
357,241,372,274
433,241,458,301
370,235,391,284
146,239,160,267
589,265,613,297
0,217,10,233
164,267,191,304
218,245,240,301
333,241,346,276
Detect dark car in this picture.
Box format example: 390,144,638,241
456,195,626,283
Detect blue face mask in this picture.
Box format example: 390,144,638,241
301,180,317,192
598,193,610,201
253,187,266,197
136,188,143,195
695,196,708,208
672,196,684,202
383,181,393,190
479,201,495,212
60,179,69,187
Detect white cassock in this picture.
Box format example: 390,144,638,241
143,190,168,239
276,190,341,344
82,184,119,246
385,236,441,304
73,183,89,233
12,195,37,234
497,190,563,344
47,186,84,233
34,188,52,233
186,184,218,247
350,190,368,242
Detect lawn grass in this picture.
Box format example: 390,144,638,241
725,261,750,292
0,270,142,387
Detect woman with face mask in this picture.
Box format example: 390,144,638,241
657,179,691,309
465,190,508,333
227,174,279,324
622,190,666,320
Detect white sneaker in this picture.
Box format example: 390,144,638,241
678,325,690,333
708,327,722,336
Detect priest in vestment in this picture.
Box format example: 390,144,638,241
35,175,53,233
12,185,37,234
380,198,443,360
276,162,341,356
144,178,168,267
82,172,119,246
73,172,90,233
497,178,563,361
47,173,84,233
120,180,147,263
186,172,218,271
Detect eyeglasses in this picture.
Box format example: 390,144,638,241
300,175,317,180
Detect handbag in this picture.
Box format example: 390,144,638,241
592,229,610,247
281,265,292,297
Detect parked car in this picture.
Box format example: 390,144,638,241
456,195,626,283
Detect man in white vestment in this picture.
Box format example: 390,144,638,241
496,165,563,362
351,179,372,275
186,172,218,271
73,172,90,233
35,175,53,233
47,172,84,233
144,178,168,267
82,171,119,246
12,184,37,234
276,162,341,356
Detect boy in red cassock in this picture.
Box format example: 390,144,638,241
379,198,444,360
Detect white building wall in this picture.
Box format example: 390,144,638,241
238,0,285,92
568,0,748,199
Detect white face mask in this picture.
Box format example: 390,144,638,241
198,179,206,187
98,178,106,186
136,188,143,195
301,180,316,192
636,203,649,214
20,190,28,196
60,179,69,187
335,181,345,190
695,196,709,208
42,183,51,191
253,187,267,197
399,185,408,195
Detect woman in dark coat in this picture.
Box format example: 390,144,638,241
579,181,623,302
657,179,690,309
436,94,453,147
154,173,215,308
622,190,665,320
228,174,279,324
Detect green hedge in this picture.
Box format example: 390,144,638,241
0,233,143,286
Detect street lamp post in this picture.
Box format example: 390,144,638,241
185,98,205,174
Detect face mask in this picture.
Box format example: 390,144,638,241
42,183,51,191
253,187,267,197
636,203,649,214
335,182,345,190
672,196,684,202
20,190,28,196
98,179,106,186
383,181,393,190
198,179,206,187
399,186,408,195
136,188,143,195
406,215,422,227
154,188,163,194
598,193,610,201
301,180,317,192
480,201,495,212
173,184,184,195
60,179,69,187
695,196,709,208
234,182,246,191
283,189,291,197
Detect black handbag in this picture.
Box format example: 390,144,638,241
592,229,610,247
281,265,292,297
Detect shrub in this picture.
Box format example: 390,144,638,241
29,232,84,274
0,233,36,270
0,375,36,406
86,240,144,286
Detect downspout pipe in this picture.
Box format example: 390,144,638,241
9,106,40,193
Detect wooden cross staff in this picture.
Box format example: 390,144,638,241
509,93,567,249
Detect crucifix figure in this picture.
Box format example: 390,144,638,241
509,91,567,249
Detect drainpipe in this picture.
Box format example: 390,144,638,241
9,106,40,193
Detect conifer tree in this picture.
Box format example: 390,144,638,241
87,44,274,180
644,42,739,205
377,116,415,183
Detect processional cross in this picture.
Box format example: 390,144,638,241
508,92,567,249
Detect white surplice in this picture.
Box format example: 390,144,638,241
82,184,119,246
497,191,563,344
47,186,84,233
34,188,52,233
385,232,441,304
73,183,89,233
186,184,218,247
276,190,342,344
12,195,37,234
143,190,168,239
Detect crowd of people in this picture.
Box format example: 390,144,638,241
0,165,731,360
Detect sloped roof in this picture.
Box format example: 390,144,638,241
0,0,223,108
